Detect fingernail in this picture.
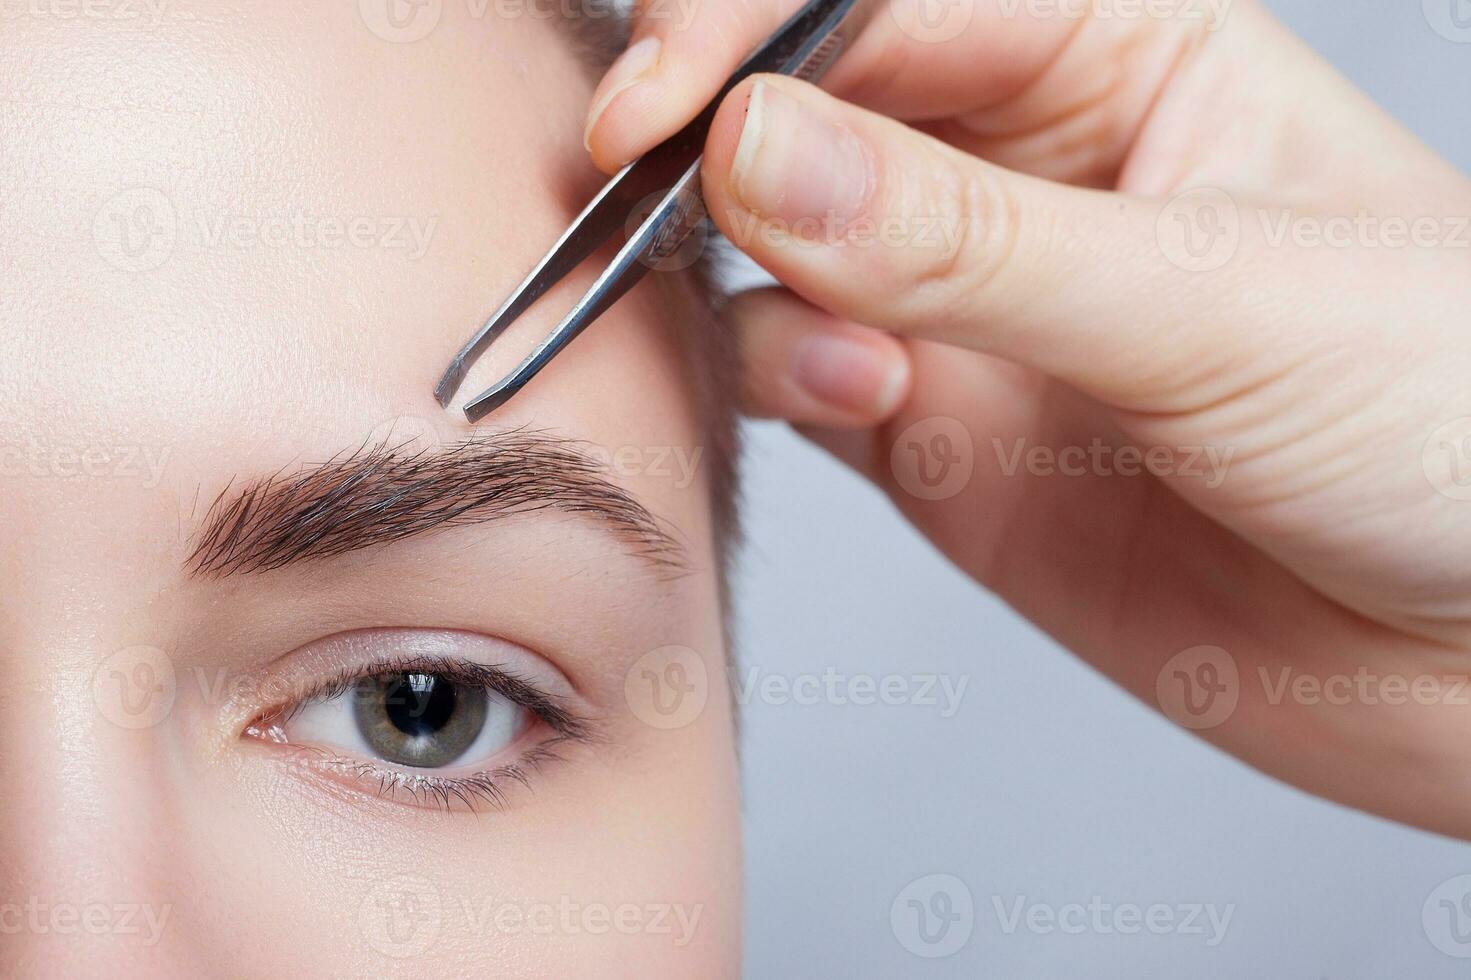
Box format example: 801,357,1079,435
730,80,873,231
793,331,908,416
584,35,661,152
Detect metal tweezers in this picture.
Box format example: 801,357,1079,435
435,0,872,422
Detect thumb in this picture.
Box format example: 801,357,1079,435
699,74,1293,413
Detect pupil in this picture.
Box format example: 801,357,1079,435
353,670,490,769
384,673,456,737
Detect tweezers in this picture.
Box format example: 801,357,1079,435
435,0,873,422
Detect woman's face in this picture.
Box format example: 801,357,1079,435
0,4,739,976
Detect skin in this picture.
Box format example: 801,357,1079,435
585,1,1471,839
0,3,738,977
3,0,1466,972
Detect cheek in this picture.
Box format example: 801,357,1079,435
168,664,741,977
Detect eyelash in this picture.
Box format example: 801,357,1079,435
245,655,595,813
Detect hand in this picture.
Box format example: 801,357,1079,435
585,0,1471,839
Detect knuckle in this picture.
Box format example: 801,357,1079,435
901,149,1022,329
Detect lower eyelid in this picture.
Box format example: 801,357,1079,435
252,723,577,814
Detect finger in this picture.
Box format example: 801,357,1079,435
584,0,795,172
794,350,1468,840
583,0,1083,173
700,74,1312,413
587,2,1433,199
730,287,911,428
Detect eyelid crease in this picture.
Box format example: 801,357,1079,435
187,427,687,578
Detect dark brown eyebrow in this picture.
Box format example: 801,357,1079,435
187,429,684,578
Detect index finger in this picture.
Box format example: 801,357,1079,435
582,0,1073,172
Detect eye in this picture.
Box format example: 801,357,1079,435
290,671,528,770
241,637,595,812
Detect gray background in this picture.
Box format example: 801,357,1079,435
732,1,1471,976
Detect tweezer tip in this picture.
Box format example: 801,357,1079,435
433,357,470,408
463,379,520,423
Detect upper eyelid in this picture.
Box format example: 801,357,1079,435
213,628,595,747
261,655,597,743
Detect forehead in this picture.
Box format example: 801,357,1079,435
0,4,703,580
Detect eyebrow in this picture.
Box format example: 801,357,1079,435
187,429,684,578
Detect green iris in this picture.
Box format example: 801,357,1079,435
352,673,488,768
